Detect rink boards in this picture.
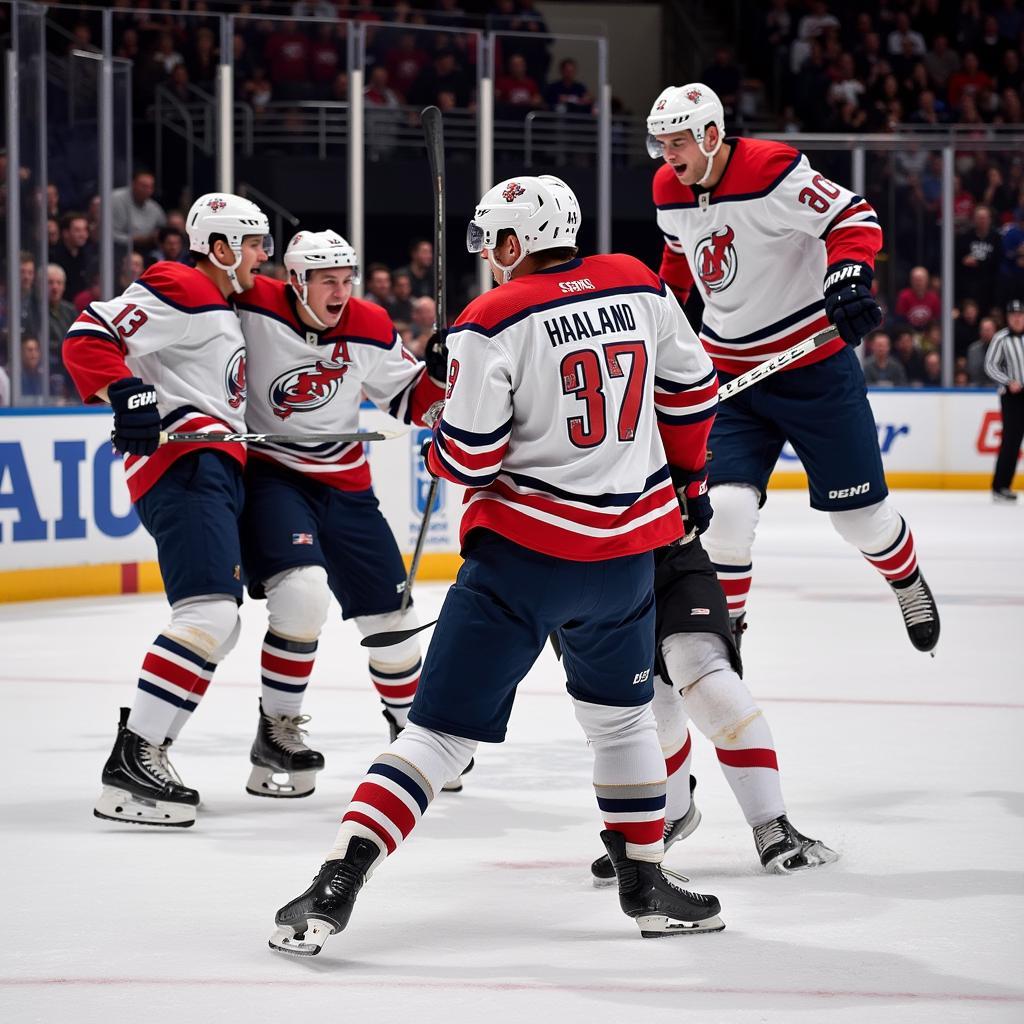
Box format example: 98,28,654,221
0,390,1020,601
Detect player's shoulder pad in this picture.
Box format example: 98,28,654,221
714,137,801,200
653,162,694,208
233,273,290,317
329,294,396,349
136,260,231,313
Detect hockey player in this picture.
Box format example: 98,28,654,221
648,84,939,654
62,193,273,827
234,229,448,798
269,174,725,955
589,536,838,878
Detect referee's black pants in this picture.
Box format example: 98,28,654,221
993,391,1024,491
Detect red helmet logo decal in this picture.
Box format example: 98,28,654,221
655,98,668,111
269,360,348,419
686,89,702,103
207,197,227,212
695,225,738,296
502,182,526,202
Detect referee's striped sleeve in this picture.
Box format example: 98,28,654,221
984,330,1024,387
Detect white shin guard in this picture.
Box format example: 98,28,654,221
264,565,331,642
699,483,760,568
828,498,902,554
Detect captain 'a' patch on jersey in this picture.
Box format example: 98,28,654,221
235,276,443,490
654,136,882,376
425,253,718,562
61,260,248,502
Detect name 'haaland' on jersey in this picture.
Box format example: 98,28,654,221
542,301,637,348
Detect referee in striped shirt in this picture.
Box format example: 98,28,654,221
985,298,1024,502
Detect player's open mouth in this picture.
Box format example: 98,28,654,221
327,303,343,315
674,164,688,177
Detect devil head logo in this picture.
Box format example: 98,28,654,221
655,98,668,112
502,182,526,203
225,347,246,409
269,360,348,419
695,225,738,296
686,89,702,103
207,197,227,212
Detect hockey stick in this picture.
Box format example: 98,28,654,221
361,617,439,649
716,325,839,401
400,105,447,614
155,429,406,445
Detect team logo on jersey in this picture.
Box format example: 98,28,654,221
207,197,227,212
502,182,526,202
269,360,348,419
225,346,246,408
695,225,738,295
686,89,702,103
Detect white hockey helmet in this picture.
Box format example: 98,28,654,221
284,229,359,329
646,83,726,184
467,174,581,282
186,193,272,293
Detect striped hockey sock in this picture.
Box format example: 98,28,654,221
663,729,693,821
128,634,214,745
713,561,753,619
714,711,786,828
261,631,318,717
595,782,667,862
862,516,919,587
368,655,421,728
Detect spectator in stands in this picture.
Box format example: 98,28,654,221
265,20,312,100
242,65,273,114
110,170,166,253
954,367,971,387
187,26,218,91
896,266,941,332
385,31,431,102
293,0,336,18
391,270,414,325
410,48,471,109
46,184,60,220
948,52,992,111
922,350,943,387
998,49,1022,95
956,205,1001,315
496,53,544,118
19,335,44,399
999,207,1024,305
154,226,189,265
410,295,437,349
73,270,103,314
864,332,908,386
52,213,94,299
952,174,977,232
46,217,59,247
397,239,434,300
363,263,395,314
702,47,742,120
512,0,553,85
924,35,960,93
888,12,926,57
18,252,40,339
893,328,926,384
309,23,343,95
955,297,980,357
153,31,183,76
543,59,593,114
968,317,999,386
46,264,77,345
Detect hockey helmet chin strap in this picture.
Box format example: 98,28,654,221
696,126,724,186
293,276,330,331
487,245,529,284
209,247,246,295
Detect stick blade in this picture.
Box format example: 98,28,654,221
421,105,444,175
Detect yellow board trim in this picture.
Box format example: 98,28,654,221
0,552,465,605
768,471,1024,490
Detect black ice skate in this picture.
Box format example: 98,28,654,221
93,707,199,828
268,837,381,956
383,707,473,793
890,569,940,653
730,612,748,651
591,775,701,887
599,829,724,936
992,488,1017,503
246,701,324,798
753,814,838,874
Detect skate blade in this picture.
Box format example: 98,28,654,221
665,806,701,853
268,919,333,956
440,777,464,793
766,841,839,874
94,786,196,828
636,913,725,937
246,766,317,799
591,874,617,889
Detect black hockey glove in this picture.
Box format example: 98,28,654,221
108,376,161,457
423,330,448,386
823,261,881,348
670,466,712,536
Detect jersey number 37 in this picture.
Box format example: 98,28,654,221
560,342,647,448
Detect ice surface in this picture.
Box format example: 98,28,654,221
1,491,1022,1023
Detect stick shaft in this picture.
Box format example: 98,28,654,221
717,326,840,402
157,430,398,445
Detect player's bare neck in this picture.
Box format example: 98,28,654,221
195,259,234,299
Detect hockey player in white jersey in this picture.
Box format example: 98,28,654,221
62,193,272,827
269,174,726,954
648,84,939,656
234,229,448,798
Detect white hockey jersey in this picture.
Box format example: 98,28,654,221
655,137,883,376
236,278,444,490
426,254,718,561
62,261,247,501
